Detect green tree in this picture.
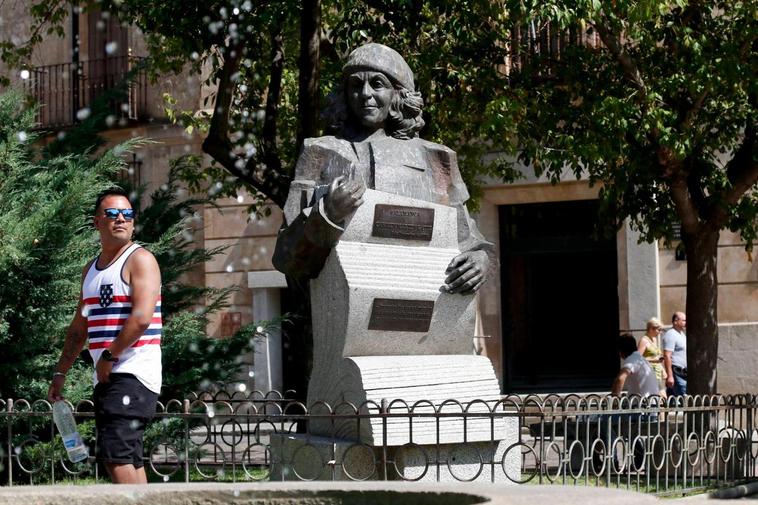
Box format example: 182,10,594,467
12,1,755,396
0,89,126,400
0,89,259,401
491,1,757,394
2,1,515,207
0,0,516,397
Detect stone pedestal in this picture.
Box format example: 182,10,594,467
287,189,516,482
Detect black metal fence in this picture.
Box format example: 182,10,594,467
2,392,756,495
22,56,149,129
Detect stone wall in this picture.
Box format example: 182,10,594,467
203,197,283,337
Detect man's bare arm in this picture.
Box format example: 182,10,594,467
107,249,161,357
48,263,91,402
54,301,88,374
663,350,674,387
611,369,630,396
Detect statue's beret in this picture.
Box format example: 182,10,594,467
343,43,415,91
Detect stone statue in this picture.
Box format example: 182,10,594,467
269,45,517,482
273,43,492,292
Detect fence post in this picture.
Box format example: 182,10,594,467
6,399,13,486
184,399,190,483
381,398,388,481
750,396,756,479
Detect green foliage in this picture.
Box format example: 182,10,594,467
159,311,261,399
0,0,70,86
0,89,128,400
10,418,96,484
496,1,758,245
0,0,524,207
0,88,267,402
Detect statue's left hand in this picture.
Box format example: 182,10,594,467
444,250,489,295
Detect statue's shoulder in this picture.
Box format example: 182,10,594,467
412,137,454,152
406,137,458,168
301,136,354,156
295,136,356,181
409,138,468,203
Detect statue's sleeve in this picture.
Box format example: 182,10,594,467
456,201,493,253
272,141,351,280
425,142,493,253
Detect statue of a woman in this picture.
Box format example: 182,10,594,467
273,43,491,293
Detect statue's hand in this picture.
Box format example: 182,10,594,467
444,250,489,295
324,175,366,224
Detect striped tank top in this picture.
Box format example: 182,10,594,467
82,243,162,394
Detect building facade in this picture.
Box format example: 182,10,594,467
3,6,756,396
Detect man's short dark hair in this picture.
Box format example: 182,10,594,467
672,313,680,323
617,334,638,359
94,187,130,216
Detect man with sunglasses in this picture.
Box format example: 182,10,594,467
48,188,162,484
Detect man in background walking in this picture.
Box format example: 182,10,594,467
662,311,687,396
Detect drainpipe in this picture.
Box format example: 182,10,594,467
71,5,80,124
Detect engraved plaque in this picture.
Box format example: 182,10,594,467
368,298,434,332
372,204,434,241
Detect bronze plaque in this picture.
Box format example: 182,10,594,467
372,204,434,241
368,298,434,332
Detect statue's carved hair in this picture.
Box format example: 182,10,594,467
323,83,425,140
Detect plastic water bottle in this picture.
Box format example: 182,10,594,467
52,401,89,463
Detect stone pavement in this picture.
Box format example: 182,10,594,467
5,481,758,504
0,481,659,505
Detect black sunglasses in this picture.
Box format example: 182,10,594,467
103,208,135,220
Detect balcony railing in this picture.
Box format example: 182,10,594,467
118,152,142,189
23,56,148,130
507,20,601,78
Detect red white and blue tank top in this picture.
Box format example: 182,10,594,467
82,243,162,394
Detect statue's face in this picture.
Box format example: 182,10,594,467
346,70,395,130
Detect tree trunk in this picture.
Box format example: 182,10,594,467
296,0,320,154
683,227,720,395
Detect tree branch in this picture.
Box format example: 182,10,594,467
669,169,702,234
202,45,242,174
699,119,757,231
201,41,290,208
681,90,708,131
724,122,758,204
261,28,284,177
27,0,69,46
591,16,647,95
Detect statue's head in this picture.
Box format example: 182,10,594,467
324,43,425,140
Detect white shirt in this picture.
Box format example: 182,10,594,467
621,352,659,397
662,327,687,369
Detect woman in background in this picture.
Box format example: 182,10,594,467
638,317,667,398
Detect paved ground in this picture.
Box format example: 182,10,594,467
0,481,660,505
1,480,757,504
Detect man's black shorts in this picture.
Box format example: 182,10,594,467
93,373,159,468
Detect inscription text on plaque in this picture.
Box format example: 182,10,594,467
368,298,434,332
372,205,434,241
